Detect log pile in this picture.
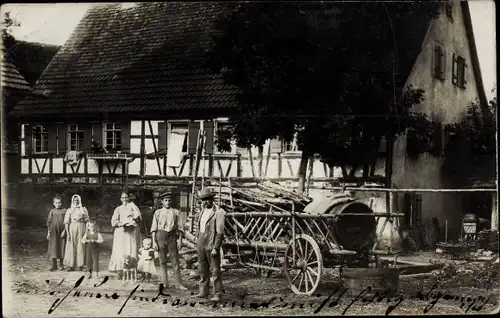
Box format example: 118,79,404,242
208,180,313,213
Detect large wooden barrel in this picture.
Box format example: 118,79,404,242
342,267,400,296
303,194,377,251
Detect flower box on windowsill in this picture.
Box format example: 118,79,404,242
87,152,129,160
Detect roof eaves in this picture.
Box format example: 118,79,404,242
461,1,489,109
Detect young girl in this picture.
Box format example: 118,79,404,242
82,221,104,278
46,195,67,271
137,237,157,282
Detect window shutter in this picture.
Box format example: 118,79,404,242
188,121,200,154
204,120,214,154
414,194,423,226
25,124,33,155
92,122,102,146
431,122,443,157
47,124,58,154
403,193,412,227
58,123,67,154
463,60,467,85
158,121,167,153
82,124,92,153
269,138,283,154
91,122,103,151
452,54,458,84
442,125,451,156
121,120,130,153
433,44,443,78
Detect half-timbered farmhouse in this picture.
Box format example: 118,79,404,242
2,40,60,182
9,2,493,239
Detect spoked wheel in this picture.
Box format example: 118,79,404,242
284,234,323,295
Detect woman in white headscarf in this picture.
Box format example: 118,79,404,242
63,194,89,271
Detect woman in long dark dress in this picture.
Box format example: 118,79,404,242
47,195,67,271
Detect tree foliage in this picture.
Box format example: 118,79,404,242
2,11,20,50
443,97,497,186
206,2,440,190
207,2,436,152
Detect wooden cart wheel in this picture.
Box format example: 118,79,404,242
284,234,323,295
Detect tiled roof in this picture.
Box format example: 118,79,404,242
1,45,31,92
7,41,60,87
11,2,446,119
13,2,240,118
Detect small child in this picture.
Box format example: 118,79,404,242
81,221,104,278
137,238,157,282
47,195,67,271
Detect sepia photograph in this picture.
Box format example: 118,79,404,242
1,1,498,316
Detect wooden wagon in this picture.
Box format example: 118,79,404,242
219,188,403,295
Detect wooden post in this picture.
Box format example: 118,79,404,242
99,161,104,205
492,193,498,230
140,120,145,178
124,159,129,191
219,175,222,206
306,156,314,195
445,220,448,242
388,191,394,252
147,120,162,174
189,128,203,233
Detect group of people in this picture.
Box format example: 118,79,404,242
47,187,226,301
46,194,103,277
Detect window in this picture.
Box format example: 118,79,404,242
445,1,453,20
452,53,467,88
215,122,232,153
283,132,302,152
433,43,445,80
104,122,122,151
68,124,84,151
169,122,188,153
33,125,48,153
403,193,422,228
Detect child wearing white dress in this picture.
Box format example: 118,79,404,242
137,238,158,282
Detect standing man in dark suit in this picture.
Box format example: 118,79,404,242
194,188,225,301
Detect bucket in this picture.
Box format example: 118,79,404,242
342,267,400,297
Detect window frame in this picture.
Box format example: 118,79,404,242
67,124,84,152
32,124,49,154
168,121,189,154
452,53,467,88
103,122,123,152
283,132,303,153
214,121,239,154
403,193,423,228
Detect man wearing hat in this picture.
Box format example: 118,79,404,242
195,187,225,301
151,191,188,291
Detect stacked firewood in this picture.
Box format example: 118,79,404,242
209,180,312,213
179,180,313,270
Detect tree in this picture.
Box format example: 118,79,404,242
2,11,20,51
207,2,437,193
443,96,497,186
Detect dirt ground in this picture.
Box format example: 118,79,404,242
3,228,499,317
